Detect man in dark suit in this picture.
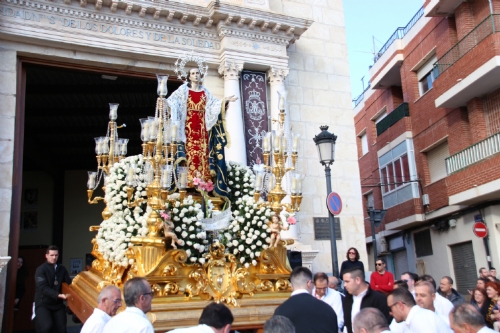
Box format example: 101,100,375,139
342,267,391,333
274,266,338,333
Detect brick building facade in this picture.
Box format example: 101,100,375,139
354,0,500,292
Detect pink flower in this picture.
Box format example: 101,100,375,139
205,181,214,192
287,216,296,225
193,177,201,186
160,211,170,220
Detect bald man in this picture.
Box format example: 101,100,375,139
353,308,391,333
81,285,122,333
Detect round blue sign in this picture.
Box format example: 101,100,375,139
327,192,342,215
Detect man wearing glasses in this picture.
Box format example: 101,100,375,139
370,259,394,295
81,285,122,333
313,272,344,332
387,288,449,333
400,272,418,298
103,277,155,333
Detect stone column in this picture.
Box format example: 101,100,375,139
267,67,289,125
218,61,246,165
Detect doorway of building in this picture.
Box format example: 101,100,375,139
450,241,477,295
9,62,181,332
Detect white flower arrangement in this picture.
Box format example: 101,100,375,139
96,155,149,267
164,196,208,263
224,162,273,268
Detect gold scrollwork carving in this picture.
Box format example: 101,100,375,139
260,280,274,292
162,264,177,276
163,282,180,295
275,279,290,291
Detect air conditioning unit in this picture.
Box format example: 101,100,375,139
422,194,430,206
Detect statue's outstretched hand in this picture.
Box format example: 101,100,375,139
225,95,238,102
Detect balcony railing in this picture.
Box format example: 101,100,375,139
446,131,500,174
352,83,371,108
437,14,500,73
373,7,424,64
376,102,410,136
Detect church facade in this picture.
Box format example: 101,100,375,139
0,0,364,329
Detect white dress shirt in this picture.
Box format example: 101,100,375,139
405,305,450,333
103,307,154,333
434,293,454,319
81,308,111,333
169,324,215,332
478,326,497,333
389,319,410,333
351,288,368,323
312,287,344,331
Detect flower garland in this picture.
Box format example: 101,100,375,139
224,162,274,268
96,155,149,267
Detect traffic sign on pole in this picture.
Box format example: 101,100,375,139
473,222,488,238
327,192,342,215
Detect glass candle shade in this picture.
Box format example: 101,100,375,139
177,166,188,189
87,171,97,189
109,103,119,121
101,137,110,155
120,138,129,156
140,118,149,142
126,164,135,186
157,74,169,97
171,122,179,142
277,91,285,110
161,165,173,189
94,137,102,155
292,133,301,153
148,116,158,141
254,171,265,191
262,132,270,152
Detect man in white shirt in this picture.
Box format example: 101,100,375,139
450,303,496,333
388,287,449,333
169,302,233,333
313,272,344,332
401,272,418,297
417,274,454,319
103,277,154,333
353,308,392,333
414,281,452,330
81,285,122,333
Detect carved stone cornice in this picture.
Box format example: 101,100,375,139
218,60,244,80
267,67,289,84
1,0,312,46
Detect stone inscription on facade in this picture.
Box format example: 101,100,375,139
313,217,342,240
0,5,221,50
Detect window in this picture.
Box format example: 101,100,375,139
417,55,439,96
365,192,374,210
414,229,433,257
378,139,419,209
427,141,450,183
360,133,368,155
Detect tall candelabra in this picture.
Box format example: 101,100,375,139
253,95,304,214
87,103,128,219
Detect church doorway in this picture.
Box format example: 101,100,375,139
8,61,181,332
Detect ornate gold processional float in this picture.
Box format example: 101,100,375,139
65,53,305,331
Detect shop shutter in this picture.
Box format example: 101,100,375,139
427,142,449,182
393,249,409,279
451,242,477,295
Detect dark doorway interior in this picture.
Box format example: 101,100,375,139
11,63,181,332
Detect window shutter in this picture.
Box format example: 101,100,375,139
361,133,368,155
428,142,449,182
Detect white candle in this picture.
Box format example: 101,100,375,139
263,137,269,151
279,96,285,110
143,122,149,141
297,178,303,193
180,173,187,187
160,78,165,96
256,174,263,190
281,137,287,152
147,168,154,184
293,136,299,151
274,135,281,151
88,173,96,189
127,166,134,182
291,178,297,192
96,140,102,155
121,143,126,155
172,124,178,141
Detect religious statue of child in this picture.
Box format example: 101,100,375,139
268,213,289,248
167,66,237,202
156,211,178,249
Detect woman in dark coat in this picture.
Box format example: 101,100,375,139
15,256,28,312
340,247,365,279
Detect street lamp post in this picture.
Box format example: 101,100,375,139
313,125,339,278
368,206,387,262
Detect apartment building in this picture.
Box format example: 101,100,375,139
354,0,500,294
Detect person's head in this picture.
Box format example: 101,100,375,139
17,256,24,269
479,267,489,279
352,308,389,333
449,303,486,333
387,288,416,323
491,268,497,278
328,276,339,290
417,274,437,290
346,247,360,262
264,315,295,333
375,258,386,273
477,277,489,290
187,68,201,85
313,272,329,298
343,267,366,296
415,281,436,311
440,276,454,294
289,266,313,293
45,245,59,265
393,280,409,290
97,285,122,316
198,302,234,333
123,277,153,314
271,214,280,224
473,287,487,305
400,272,418,291
485,281,500,299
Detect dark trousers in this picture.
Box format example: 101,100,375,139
35,305,67,333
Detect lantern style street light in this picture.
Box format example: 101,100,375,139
368,207,387,262
313,125,339,277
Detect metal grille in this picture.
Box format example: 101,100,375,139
483,89,500,136
393,249,409,279
451,242,477,295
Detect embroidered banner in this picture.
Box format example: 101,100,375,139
240,70,269,167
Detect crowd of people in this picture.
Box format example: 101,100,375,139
31,245,500,333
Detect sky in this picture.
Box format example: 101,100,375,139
343,0,424,101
